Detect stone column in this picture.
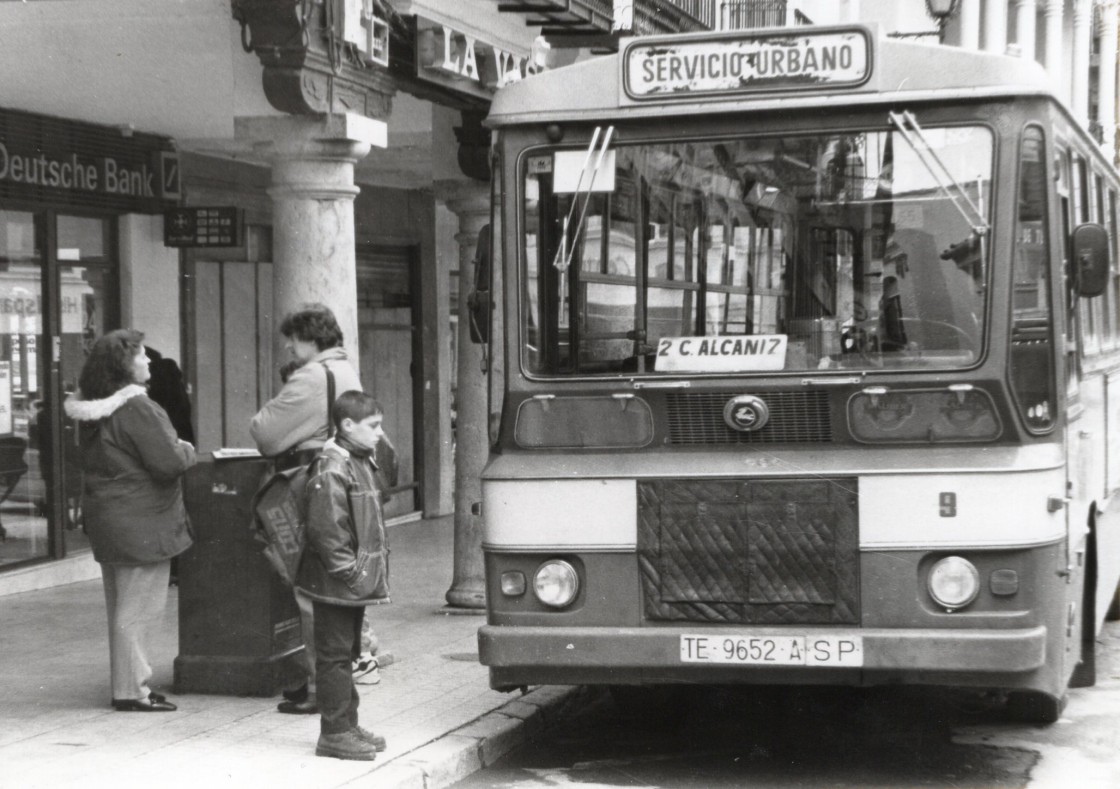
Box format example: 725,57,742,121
235,113,386,364
1015,0,1038,60
438,179,491,609
959,0,981,50
1098,1,1119,156
1073,0,1094,122
1043,0,1065,93
984,0,1008,53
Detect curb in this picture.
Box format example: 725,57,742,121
370,685,596,789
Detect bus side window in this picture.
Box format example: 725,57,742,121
1010,127,1056,432
1059,148,1081,402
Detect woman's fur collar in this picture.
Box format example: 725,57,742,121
63,384,148,422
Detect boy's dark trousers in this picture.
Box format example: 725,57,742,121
312,600,364,734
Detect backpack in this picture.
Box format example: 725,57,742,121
250,463,313,585
249,362,335,585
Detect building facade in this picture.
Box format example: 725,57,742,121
0,0,1115,597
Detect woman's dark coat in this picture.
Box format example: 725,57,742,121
64,384,196,565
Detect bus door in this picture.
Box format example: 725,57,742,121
1058,148,1092,588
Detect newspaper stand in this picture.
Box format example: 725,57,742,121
173,452,303,695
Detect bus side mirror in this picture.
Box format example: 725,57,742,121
468,225,491,344
1071,223,1110,298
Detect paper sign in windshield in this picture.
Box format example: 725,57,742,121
552,149,617,194
654,335,788,373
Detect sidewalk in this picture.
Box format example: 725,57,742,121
0,516,585,789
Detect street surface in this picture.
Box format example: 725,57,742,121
454,621,1120,788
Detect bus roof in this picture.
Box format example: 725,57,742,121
488,25,1054,127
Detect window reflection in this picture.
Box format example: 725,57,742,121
0,210,44,566
0,211,112,568
523,126,993,375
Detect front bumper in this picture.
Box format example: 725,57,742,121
478,624,1048,687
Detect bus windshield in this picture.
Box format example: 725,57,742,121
521,123,993,376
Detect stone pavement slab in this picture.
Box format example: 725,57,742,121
0,516,582,789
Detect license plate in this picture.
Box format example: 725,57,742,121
680,634,863,667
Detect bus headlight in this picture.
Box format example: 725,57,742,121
927,556,981,610
533,560,580,608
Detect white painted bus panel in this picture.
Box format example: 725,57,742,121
483,479,637,551
859,469,1067,549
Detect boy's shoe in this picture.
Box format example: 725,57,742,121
316,730,377,761
352,653,381,685
352,725,387,751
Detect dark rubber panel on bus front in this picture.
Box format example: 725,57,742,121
637,478,859,624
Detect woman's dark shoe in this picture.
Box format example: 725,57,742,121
277,697,318,714
112,693,177,712
282,683,309,704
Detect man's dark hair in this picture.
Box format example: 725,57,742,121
279,303,344,350
78,329,145,400
332,390,382,430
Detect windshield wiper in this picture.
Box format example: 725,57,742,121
888,111,989,238
553,126,614,323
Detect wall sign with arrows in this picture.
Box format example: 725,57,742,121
164,207,242,247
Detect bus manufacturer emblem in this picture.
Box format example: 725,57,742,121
724,395,769,432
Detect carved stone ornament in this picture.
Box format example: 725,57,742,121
233,0,395,119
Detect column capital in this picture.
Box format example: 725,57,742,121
236,113,386,161
238,114,386,201
434,179,490,215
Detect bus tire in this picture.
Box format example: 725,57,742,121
1071,527,1098,688
1005,690,1067,724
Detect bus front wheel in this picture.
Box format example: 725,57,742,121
1005,690,1067,724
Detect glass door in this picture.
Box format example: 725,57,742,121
0,208,49,567
0,207,117,570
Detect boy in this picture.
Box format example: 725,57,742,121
295,390,391,761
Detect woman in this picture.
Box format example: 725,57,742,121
65,329,196,712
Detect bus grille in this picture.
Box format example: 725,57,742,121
637,478,859,624
665,391,832,444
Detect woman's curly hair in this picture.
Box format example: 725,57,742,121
279,303,344,351
78,329,145,400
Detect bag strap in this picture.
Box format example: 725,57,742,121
321,361,336,439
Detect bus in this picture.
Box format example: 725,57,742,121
472,24,1120,723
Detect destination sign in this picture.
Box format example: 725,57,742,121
623,28,872,100
654,335,788,373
